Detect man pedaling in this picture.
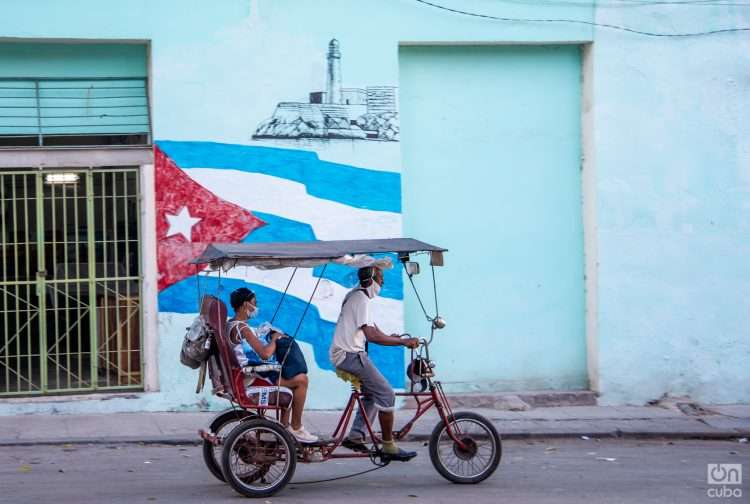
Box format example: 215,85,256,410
329,265,420,460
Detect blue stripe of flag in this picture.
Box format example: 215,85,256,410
157,140,401,213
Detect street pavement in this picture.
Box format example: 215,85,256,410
2,439,748,503
0,404,748,446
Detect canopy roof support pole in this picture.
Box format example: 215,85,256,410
431,264,440,317
270,267,297,325
277,264,328,370
403,261,432,323
292,264,327,339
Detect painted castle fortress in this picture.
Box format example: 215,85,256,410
253,39,399,141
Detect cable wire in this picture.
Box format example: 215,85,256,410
290,462,389,485
412,0,750,36
291,449,391,485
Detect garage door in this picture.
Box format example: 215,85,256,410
399,45,587,391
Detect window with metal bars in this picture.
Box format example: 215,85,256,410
0,77,151,147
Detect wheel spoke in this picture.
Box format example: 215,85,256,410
468,456,480,475
227,424,292,492
434,417,498,480
474,451,489,465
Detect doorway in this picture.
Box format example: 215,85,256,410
399,45,587,391
0,168,142,396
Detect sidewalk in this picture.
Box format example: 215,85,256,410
1,404,748,446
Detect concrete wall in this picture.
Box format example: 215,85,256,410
0,0,747,413
589,5,750,404
0,43,146,78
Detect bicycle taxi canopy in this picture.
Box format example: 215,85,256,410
191,237,447,270
192,238,447,339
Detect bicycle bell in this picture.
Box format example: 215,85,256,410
432,316,446,329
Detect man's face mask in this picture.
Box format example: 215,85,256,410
368,272,383,297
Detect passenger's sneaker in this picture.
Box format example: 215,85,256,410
288,425,319,444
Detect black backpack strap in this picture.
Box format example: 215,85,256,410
341,288,371,353
357,288,370,353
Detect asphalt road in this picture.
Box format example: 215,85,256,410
2,439,748,503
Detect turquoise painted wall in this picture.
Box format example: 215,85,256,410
0,43,146,78
0,0,747,413
399,45,586,392
590,5,750,405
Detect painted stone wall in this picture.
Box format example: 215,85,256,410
154,139,405,410
151,22,409,411
590,5,750,405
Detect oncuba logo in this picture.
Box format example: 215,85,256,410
707,464,743,499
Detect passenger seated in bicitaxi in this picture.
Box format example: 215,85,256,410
226,287,318,444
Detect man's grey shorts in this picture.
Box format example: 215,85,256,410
336,352,395,412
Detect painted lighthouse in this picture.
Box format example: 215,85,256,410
252,38,399,141
325,39,342,105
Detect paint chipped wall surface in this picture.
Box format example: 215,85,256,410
0,0,748,414
589,5,750,405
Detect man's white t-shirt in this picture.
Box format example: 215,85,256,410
329,288,372,367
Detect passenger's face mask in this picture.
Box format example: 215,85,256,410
247,300,259,318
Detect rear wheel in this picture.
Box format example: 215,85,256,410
202,409,253,482
221,418,297,498
429,411,501,484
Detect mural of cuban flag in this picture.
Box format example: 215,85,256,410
155,140,405,406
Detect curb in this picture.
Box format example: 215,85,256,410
1,430,747,447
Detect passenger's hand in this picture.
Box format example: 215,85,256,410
402,337,420,349
270,331,283,342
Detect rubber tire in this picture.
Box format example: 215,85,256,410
221,418,297,498
429,411,502,484
202,409,253,482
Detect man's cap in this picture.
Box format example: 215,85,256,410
358,266,376,283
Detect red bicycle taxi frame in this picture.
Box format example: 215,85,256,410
322,382,468,460
191,239,454,452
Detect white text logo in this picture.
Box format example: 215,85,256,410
707,464,743,499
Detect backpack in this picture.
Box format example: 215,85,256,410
179,315,212,369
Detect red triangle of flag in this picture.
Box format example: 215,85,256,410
155,146,265,290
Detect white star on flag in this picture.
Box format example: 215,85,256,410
165,206,201,241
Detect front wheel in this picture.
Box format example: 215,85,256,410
429,411,501,484
221,418,297,498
